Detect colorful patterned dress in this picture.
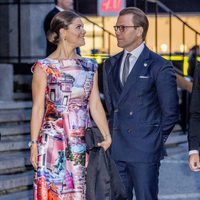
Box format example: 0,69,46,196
32,58,98,200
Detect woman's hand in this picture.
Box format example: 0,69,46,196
30,144,38,170
98,135,112,151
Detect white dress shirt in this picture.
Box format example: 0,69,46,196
189,150,199,155
120,42,145,82
56,6,65,11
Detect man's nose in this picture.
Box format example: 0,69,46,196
82,29,86,35
115,30,121,36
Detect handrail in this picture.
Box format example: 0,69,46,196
151,0,200,35
145,0,200,78
78,13,115,37
0,1,116,60
0,0,199,68
78,13,115,56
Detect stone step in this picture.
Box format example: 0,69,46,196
0,137,30,152
0,152,31,174
172,124,182,132
14,75,32,85
0,171,33,192
0,101,32,110
165,134,187,147
0,123,30,137
13,93,32,101
0,110,31,123
0,190,33,200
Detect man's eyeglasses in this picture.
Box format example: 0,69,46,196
113,25,140,32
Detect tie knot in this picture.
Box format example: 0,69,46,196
126,53,132,58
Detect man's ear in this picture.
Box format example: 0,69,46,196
137,27,143,38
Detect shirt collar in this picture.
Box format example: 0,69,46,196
124,42,145,58
56,6,65,11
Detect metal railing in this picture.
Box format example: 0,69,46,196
143,0,200,133
78,13,115,56
0,0,199,67
145,0,200,60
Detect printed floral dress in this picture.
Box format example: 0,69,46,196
32,58,98,200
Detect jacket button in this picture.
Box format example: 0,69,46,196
114,109,119,113
129,111,133,116
128,129,133,133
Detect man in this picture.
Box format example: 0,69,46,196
43,0,74,55
188,63,200,172
103,7,179,200
187,45,200,78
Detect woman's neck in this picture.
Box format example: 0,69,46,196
50,43,79,60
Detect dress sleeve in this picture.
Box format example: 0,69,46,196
31,60,61,77
31,60,48,74
92,59,99,73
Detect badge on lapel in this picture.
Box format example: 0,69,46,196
144,62,148,67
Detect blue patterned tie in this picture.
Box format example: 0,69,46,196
122,53,131,85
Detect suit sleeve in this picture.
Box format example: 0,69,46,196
155,61,179,143
43,14,50,35
103,59,113,116
188,64,200,150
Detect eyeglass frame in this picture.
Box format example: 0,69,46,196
113,25,140,32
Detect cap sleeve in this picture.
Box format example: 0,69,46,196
87,58,98,72
92,59,99,73
31,60,48,74
31,60,61,77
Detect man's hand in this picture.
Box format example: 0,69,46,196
188,153,200,171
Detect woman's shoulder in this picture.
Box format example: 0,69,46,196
31,58,60,76
83,57,97,64
33,58,53,67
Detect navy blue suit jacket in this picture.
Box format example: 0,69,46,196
103,45,179,162
188,64,200,151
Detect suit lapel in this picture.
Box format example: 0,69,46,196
110,51,124,94
117,46,152,105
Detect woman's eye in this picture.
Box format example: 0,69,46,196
76,25,81,29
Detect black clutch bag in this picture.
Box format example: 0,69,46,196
85,127,104,151
85,127,128,200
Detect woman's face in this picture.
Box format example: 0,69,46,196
63,17,86,48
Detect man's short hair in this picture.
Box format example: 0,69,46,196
119,7,149,40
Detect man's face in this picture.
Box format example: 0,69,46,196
115,14,143,51
58,0,73,10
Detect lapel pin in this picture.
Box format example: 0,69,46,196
144,63,148,67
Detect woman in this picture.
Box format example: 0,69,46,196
30,11,111,199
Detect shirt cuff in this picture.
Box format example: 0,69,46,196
189,150,199,156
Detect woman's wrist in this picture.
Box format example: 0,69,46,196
28,140,38,148
103,134,111,140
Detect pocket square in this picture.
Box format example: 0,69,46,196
139,75,149,79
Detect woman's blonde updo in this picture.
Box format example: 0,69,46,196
47,10,80,45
